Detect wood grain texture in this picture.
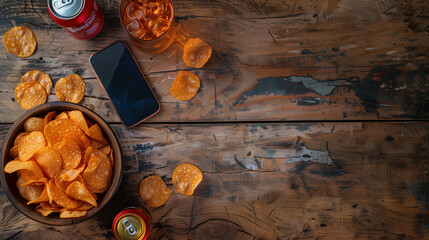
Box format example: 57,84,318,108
1,122,428,239
0,0,428,123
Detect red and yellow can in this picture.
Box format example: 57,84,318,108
112,208,151,240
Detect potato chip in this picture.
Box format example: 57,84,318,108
47,179,82,209
9,146,19,158
27,185,49,204
14,132,29,146
60,210,87,218
16,177,44,202
183,38,212,68
172,163,203,196
39,202,62,213
53,139,82,170
82,155,112,191
63,129,91,152
90,139,106,149
36,204,55,216
68,110,88,131
66,181,97,207
55,112,69,120
85,124,108,144
4,160,44,179
33,146,62,178
44,118,80,146
60,160,85,181
170,71,201,101
139,176,172,207
55,74,86,103
85,183,109,194
15,81,47,110
19,169,47,186
84,146,112,167
24,117,44,132
55,174,84,192
3,26,37,58
44,111,56,126
21,70,52,95
71,202,93,211
99,145,111,156
18,131,45,161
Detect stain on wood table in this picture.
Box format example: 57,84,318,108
0,0,428,239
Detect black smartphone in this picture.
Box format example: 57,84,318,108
89,41,160,127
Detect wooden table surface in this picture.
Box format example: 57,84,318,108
1,0,428,239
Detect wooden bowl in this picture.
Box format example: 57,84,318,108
0,102,123,225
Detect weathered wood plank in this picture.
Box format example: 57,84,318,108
1,122,428,239
1,63,428,123
0,1,428,123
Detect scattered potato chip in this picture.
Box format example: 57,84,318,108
55,74,86,103
53,139,82,169
139,176,172,207
44,118,81,146
16,177,44,202
170,71,201,101
24,117,44,132
85,124,108,144
66,181,97,207
55,174,84,192
15,81,47,110
172,163,203,196
44,111,56,126
82,155,112,191
60,210,87,218
18,131,45,161
21,70,52,95
33,146,62,178
183,38,212,68
3,26,37,57
68,110,88,131
9,146,19,158
14,132,29,146
47,179,82,209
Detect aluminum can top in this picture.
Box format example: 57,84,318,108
48,0,84,19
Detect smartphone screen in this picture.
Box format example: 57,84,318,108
89,41,160,126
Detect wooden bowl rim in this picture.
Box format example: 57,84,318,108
0,102,123,225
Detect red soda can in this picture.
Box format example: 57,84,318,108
112,207,151,240
47,0,104,40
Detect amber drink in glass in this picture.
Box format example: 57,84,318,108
120,0,175,54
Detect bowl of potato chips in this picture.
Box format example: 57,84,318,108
0,101,122,225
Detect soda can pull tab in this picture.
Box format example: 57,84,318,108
53,0,73,9
123,219,137,236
